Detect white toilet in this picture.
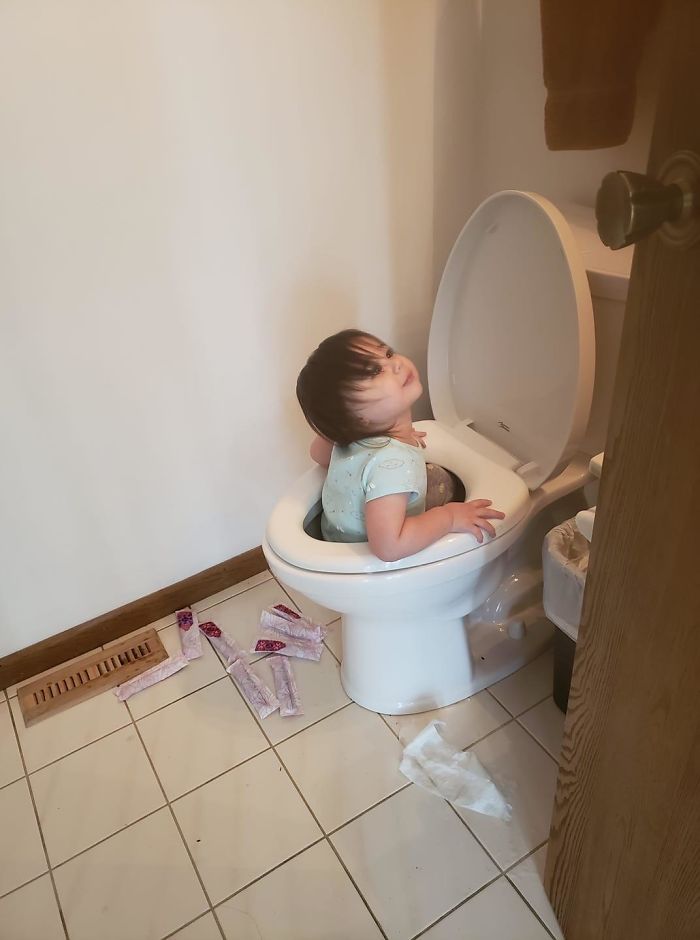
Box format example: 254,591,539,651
263,191,632,715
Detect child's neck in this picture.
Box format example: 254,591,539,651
386,411,417,446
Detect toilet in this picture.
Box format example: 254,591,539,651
263,191,632,715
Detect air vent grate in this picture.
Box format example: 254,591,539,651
17,629,168,726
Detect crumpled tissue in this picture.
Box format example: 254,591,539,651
399,720,512,821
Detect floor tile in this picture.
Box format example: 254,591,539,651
0,874,64,940
278,585,339,627
508,845,565,940
323,618,343,661
192,570,273,613
277,704,406,832
0,779,47,897
421,876,551,939
31,726,164,866
332,785,498,940
53,808,207,940
4,647,102,699
488,650,553,716
173,750,321,904
0,699,24,788
252,654,350,745
382,690,510,749
197,579,300,665
138,678,268,799
216,841,382,940
10,690,130,774
518,697,566,760
455,722,557,870
167,912,222,940
126,623,225,721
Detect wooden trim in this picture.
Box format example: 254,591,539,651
0,546,267,691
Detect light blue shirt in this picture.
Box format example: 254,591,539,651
321,437,427,543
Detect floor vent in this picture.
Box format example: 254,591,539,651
17,629,168,726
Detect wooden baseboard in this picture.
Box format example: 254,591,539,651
0,546,268,692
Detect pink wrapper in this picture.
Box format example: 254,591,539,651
199,620,246,664
252,631,323,662
177,608,202,661
268,655,304,717
261,606,326,643
227,658,279,719
114,653,189,701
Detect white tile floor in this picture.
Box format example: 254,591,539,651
0,572,567,940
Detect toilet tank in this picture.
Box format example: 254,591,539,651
560,203,633,457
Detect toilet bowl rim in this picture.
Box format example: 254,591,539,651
265,426,532,575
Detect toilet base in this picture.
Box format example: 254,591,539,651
340,614,553,716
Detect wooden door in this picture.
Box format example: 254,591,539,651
545,4,700,939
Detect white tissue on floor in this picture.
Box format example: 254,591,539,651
399,720,512,821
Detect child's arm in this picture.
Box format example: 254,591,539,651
366,494,505,562
310,434,334,468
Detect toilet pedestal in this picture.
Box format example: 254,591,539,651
339,611,553,715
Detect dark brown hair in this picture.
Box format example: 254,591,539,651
296,329,388,447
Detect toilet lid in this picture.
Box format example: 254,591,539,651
428,191,595,490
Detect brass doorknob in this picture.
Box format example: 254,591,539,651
595,151,700,251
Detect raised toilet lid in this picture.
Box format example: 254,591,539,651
428,191,595,490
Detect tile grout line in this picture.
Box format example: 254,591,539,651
502,837,562,940
6,701,70,940
226,664,391,940
7,651,354,881
192,573,274,615
409,870,505,940
506,865,561,940
516,716,561,765
0,869,51,905
124,699,227,940
379,706,553,900
324,781,414,838
160,911,221,940
377,697,508,877
0,773,25,794
202,836,327,913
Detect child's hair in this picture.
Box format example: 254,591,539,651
296,329,389,447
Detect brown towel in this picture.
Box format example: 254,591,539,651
540,0,661,151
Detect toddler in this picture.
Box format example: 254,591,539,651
296,330,504,561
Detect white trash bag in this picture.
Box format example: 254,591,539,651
542,518,589,642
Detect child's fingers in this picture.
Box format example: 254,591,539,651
477,520,497,538
468,499,493,508
467,524,484,543
480,509,506,520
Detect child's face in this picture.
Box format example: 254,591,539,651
351,339,423,431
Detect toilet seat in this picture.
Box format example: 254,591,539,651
265,421,530,575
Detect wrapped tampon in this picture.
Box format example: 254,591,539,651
268,655,304,717
177,608,202,661
114,653,189,701
252,631,323,662
199,620,246,664
227,658,279,719
261,605,326,642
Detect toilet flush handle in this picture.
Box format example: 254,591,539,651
596,150,700,250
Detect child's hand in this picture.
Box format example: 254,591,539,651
449,499,505,542
411,428,427,448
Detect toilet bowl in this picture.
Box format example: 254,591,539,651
264,191,631,714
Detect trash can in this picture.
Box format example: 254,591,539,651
542,518,590,713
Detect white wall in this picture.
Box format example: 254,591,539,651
1,1,480,655
1,0,658,656
472,0,660,209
